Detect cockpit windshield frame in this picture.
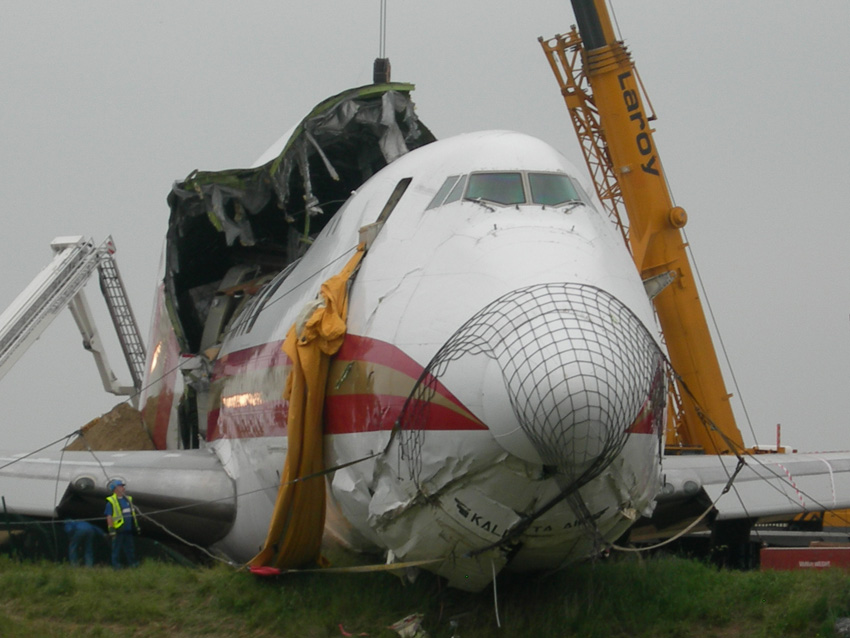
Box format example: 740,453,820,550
426,170,588,210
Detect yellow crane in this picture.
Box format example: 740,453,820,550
540,1,746,456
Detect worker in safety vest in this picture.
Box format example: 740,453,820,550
104,478,140,568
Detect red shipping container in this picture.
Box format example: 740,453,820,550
761,547,850,571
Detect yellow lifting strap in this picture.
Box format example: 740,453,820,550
249,245,366,569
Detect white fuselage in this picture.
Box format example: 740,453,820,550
191,131,665,590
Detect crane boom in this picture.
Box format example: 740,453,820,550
541,0,744,454
0,236,146,404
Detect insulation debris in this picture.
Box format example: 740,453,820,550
388,614,428,638
64,402,155,451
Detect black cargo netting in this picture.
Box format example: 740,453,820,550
396,283,665,493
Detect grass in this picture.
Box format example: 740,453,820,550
0,554,848,637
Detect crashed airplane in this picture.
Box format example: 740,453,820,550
0,80,668,589
3,66,850,591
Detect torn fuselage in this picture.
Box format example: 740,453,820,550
149,84,435,449
162,84,435,359
140,88,664,591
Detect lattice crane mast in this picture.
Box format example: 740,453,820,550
540,1,744,454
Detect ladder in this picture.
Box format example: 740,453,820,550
97,238,146,393
0,236,146,405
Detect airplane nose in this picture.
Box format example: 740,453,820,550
405,283,664,489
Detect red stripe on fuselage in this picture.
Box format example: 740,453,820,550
205,334,486,440
627,409,655,435
626,365,665,436
324,394,486,435
141,286,183,450
336,335,476,417
212,339,289,377
207,401,288,440
336,336,425,382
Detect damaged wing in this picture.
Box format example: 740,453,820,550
0,449,236,547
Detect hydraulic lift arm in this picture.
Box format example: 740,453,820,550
0,236,146,405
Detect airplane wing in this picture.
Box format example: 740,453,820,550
635,452,850,543
0,449,236,546
662,452,850,520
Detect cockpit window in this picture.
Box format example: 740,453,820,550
443,174,466,205
528,173,581,206
426,175,461,210
571,179,593,205
466,172,525,205
426,171,590,211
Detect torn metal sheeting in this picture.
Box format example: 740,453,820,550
164,84,436,354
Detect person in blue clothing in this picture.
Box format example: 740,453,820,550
64,519,105,566
104,478,141,568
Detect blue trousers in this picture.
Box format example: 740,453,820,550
69,527,96,567
111,532,138,569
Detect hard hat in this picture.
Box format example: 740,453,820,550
108,479,125,491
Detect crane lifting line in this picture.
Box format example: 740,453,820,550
679,225,760,448
607,0,624,42
378,0,387,58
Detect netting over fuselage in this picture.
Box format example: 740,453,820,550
396,282,665,496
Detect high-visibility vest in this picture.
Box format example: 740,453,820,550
105,493,138,531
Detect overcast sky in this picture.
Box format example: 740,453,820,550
0,1,848,452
